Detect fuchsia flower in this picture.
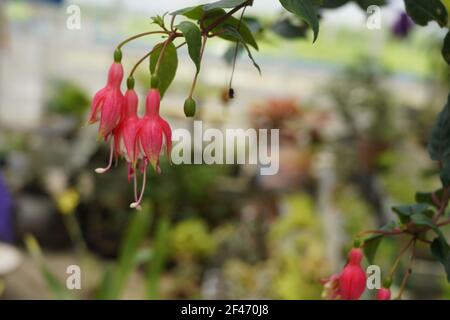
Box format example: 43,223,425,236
322,247,366,300
339,248,366,300
131,89,172,209
136,89,172,172
377,288,391,300
113,89,140,166
88,62,124,140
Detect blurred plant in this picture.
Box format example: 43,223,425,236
46,80,89,118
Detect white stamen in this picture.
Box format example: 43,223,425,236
95,139,114,174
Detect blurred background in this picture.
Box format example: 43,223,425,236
0,0,449,299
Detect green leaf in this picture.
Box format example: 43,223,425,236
114,210,151,298
354,0,386,10
25,235,74,300
221,25,261,74
272,18,308,39
392,203,431,224
150,42,178,97
404,0,448,28
443,31,450,65
146,216,171,299
363,221,397,263
177,21,202,73
415,189,444,208
203,0,249,10
203,10,259,50
428,94,450,186
431,237,450,282
279,0,320,42
171,5,205,19
321,0,349,9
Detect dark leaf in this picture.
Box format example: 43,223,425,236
404,0,448,28
279,0,320,42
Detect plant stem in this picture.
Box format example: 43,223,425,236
396,239,416,299
129,50,155,77
188,35,208,98
358,229,403,237
154,34,176,75
202,0,252,35
228,4,247,92
117,31,168,50
388,237,414,278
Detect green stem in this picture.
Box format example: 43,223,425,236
117,31,168,50
129,50,155,78
202,0,252,35
388,237,414,278
188,35,208,98
396,239,416,300
154,34,176,76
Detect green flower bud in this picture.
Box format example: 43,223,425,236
184,98,196,117
127,76,135,90
382,276,392,289
151,75,160,89
114,48,122,63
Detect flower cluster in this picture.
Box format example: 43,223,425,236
322,247,391,300
88,50,172,209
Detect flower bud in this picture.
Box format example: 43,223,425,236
339,248,366,300
377,288,391,300
151,75,160,89
127,76,135,90
184,98,196,117
114,48,122,63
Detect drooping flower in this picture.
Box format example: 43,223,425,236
113,88,141,166
377,288,391,300
131,89,172,209
339,248,366,300
321,273,341,300
136,89,172,172
88,61,124,140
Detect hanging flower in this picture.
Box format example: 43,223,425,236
88,51,124,140
131,89,172,209
339,248,367,300
322,247,366,300
377,287,391,300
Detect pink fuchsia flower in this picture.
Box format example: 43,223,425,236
339,248,366,300
131,89,172,209
321,273,341,300
113,88,141,166
136,89,172,171
88,61,124,140
377,288,391,300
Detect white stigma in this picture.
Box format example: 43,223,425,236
95,168,108,174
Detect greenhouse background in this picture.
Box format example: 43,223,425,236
0,0,449,300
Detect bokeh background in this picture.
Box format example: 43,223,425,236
0,0,449,299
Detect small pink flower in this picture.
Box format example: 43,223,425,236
339,248,366,300
136,89,172,172
321,273,341,300
88,62,124,139
131,89,171,209
113,89,140,166
377,288,391,300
